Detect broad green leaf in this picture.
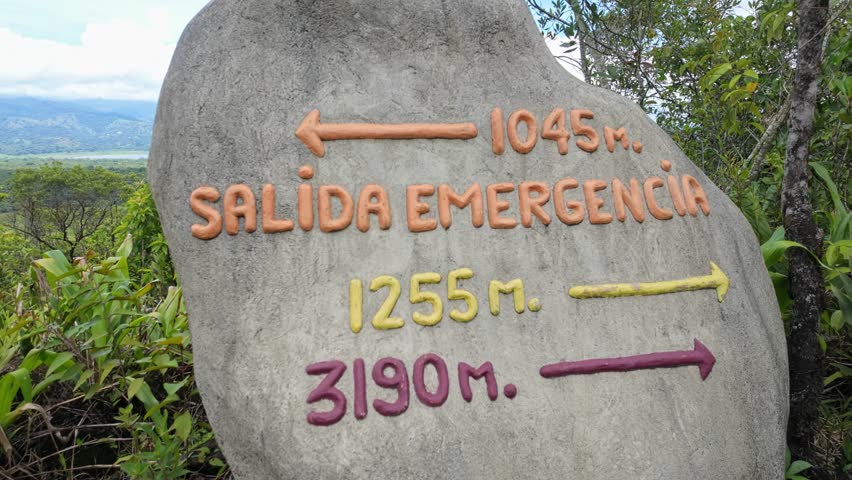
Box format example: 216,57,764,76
127,377,145,399
20,349,47,370
45,352,74,377
0,369,33,422
722,88,749,103
761,239,805,268
727,74,741,89
825,241,852,266
157,287,183,334
810,162,846,216
74,370,95,391
765,226,785,244
98,359,121,385
172,411,192,442
120,462,148,476
702,62,732,88
33,258,68,281
14,369,33,404
786,460,812,475
136,383,165,424
60,363,82,382
153,354,178,369
771,12,785,40
116,234,133,258
163,379,188,398
44,250,72,273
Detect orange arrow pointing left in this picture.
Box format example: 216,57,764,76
295,109,478,157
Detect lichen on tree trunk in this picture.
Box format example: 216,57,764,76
781,0,829,464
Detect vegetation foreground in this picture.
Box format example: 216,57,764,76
2,184,229,478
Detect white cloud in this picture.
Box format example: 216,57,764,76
0,7,182,100
543,35,585,82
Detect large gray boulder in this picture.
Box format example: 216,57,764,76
149,1,788,478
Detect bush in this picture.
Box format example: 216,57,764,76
115,182,175,296
0,227,37,307
0,236,230,478
758,164,852,477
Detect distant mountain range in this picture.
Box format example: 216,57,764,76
0,97,156,155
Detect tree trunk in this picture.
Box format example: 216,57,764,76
782,0,828,464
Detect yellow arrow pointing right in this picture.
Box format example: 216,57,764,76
568,262,730,303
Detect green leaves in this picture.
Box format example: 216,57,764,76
172,412,192,442
33,250,78,287
811,162,848,220
0,369,33,427
761,2,796,43
761,227,805,268
0,234,223,476
701,62,732,89
45,352,74,377
784,448,814,479
757,160,851,460
0,174,230,476
6,163,128,259
785,460,813,479
127,377,145,400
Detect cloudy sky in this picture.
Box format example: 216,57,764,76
1,1,755,101
0,0,209,100
0,0,591,102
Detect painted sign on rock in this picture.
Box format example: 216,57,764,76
149,1,788,478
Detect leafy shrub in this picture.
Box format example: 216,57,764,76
785,448,814,479
0,227,37,306
0,236,229,478
115,182,175,297
759,164,852,476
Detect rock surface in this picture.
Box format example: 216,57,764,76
149,1,788,478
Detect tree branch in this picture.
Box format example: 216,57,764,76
747,94,793,180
